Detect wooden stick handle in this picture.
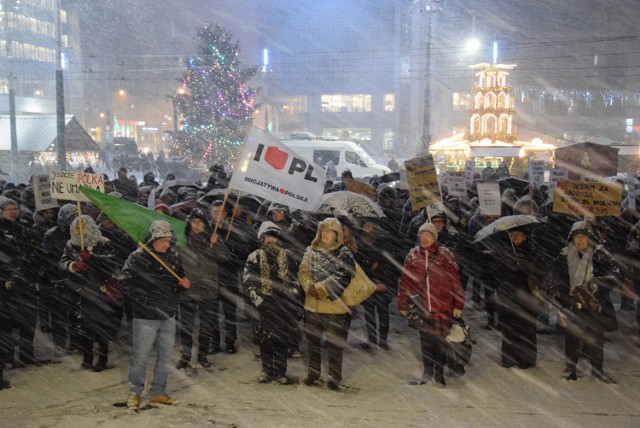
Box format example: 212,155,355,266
76,201,85,250
138,241,182,281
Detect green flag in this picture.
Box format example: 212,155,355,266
80,187,187,246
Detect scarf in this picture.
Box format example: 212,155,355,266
566,243,594,294
258,244,289,296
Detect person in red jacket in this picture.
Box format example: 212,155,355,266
398,222,464,388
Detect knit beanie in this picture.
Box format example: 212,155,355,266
418,222,438,240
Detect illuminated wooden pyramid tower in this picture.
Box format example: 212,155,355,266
466,61,517,144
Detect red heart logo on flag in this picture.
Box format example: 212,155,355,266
264,146,289,170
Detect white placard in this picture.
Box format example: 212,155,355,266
448,171,467,197
50,171,105,202
528,160,545,187
33,175,59,211
477,182,502,216
549,168,568,184
628,171,636,210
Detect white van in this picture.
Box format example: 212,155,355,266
281,138,390,179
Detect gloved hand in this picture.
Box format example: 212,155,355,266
71,262,90,273
79,250,92,261
452,308,462,319
5,280,12,290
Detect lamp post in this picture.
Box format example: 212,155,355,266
419,0,441,155
55,0,66,170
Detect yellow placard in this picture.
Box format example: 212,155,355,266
552,179,622,217
404,155,441,211
344,178,375,199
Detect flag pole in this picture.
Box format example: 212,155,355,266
226,192,242,241
218,125,253,241
138,241,182,281
76,201,85,250
212,186,231,238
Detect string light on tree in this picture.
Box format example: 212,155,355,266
172,22,257,167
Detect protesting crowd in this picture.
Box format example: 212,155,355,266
0,156,638,411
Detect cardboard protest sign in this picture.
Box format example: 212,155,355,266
447,171,467,197
33,175,59,211
50,171,104,202
344,178,375,199
553,179,622,217
404,154,441,211
477,182,502,216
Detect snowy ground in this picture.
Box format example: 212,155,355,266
2,291,640,428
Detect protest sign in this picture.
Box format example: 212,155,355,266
477,182,502,216
464,160,476,186
33,175,59,211
344,178,375,199
50,171,104,202
528,160,545,187
549,168,568,184
404,154,441,211
447,171,467,197
553,179,622,217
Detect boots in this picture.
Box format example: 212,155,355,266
562,363,577,381
94,355,108,372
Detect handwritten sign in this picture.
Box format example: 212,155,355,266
553,179,622,217
477,182,502,216
447,171,467,197
627,171,636,210
528,160,545,187
549,168,568,184
50,171,104,202
405,154,441,211
33,175,59,211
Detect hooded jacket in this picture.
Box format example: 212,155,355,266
177,210,231,302
298,217,355,314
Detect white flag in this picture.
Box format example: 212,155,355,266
229,127,327,211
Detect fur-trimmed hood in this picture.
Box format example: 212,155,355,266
310,217,343,252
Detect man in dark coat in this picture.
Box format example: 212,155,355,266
119,220,191,409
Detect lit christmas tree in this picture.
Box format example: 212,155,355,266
173,23,256,166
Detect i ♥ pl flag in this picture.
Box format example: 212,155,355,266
229,127,327,211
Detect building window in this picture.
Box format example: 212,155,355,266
384,93,395,112
321,94,371,112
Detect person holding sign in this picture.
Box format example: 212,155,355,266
119,220,191,409
59,215,118,372
544,221,623,383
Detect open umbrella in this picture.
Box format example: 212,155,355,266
473,214,542,243
497,177,530,198
317,191,385,218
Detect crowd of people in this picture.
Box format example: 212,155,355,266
0,162,638,409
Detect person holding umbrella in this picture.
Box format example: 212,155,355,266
484,224,542,369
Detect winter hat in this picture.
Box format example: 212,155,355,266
187,207,209,224
258,221,281,240
0,197,17,210
568,220,596,241
154,203,174,216
146,220,176,245
267,203,289,216
311,217,344,251
143,172,156,182
108,191,123,199
418,222,438,240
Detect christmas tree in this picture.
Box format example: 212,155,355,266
173,23,256,166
